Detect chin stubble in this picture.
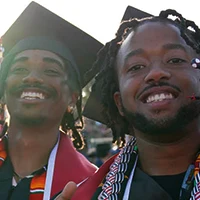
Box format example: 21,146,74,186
122,100,200,136
16,115,46,126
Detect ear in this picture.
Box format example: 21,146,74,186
71,92,78,105
67,92,78,112
113,91,124,116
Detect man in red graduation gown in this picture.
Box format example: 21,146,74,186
0,1,102,200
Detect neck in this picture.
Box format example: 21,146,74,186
7,120,60,178
134,125,200,176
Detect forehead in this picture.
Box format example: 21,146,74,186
126,22,185,47
117,21,192,62
14,49,64,65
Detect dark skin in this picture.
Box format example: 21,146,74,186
55,182,77,200
54,22,200,200
114,22,200,176
4,49,77,181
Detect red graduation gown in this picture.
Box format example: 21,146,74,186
71,154,117,200
50,133,98,198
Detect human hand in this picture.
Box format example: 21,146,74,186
54,181,77,200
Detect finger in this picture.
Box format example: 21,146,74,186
55,181,77,200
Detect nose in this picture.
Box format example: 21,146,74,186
144,63,171,83
22,71,44,84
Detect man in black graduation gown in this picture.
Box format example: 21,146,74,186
55,6,200,200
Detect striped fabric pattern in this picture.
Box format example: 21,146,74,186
191,154,200,200
0,138,6,166
29,171,46,200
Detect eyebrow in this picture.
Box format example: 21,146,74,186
11,56,64,70
124,43,187,64
11,57,28,66
43,57,64,70
124,48,144,63
162,43,187,52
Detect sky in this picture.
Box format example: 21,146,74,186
1,0,200,44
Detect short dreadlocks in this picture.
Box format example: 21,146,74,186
87,9,200,146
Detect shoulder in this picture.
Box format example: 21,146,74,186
71,154,118,200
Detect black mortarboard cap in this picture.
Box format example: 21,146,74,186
83,6,152,124
121,6,152,21
1,1,103,88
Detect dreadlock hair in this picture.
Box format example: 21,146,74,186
87,9,200,146
0,54,85,150
59,59,85,150
60,88,85,150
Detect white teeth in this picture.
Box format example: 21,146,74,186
20,92,45,100
146,93,173,103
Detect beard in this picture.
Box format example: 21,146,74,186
122,101,200,136
14,114,46,126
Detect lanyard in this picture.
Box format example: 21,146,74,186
123,155,138,199
180,153,200,200
43,133,60,200
179,164,194,200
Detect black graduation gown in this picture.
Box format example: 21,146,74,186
0,157,31,200
92,167,173,200
128,168,172,200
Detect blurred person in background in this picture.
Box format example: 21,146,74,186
95,143,112,167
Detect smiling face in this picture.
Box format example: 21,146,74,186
114,21,200,136
4,49,75,126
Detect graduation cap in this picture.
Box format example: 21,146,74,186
83,6,152,124
121,6,152,21
1,1,103,89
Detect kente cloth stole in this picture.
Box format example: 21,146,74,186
96,137,200,200
0,137,46,200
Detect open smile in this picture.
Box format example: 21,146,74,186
9,84,56,102
17,88,52,103
139,86,180,104
20,91,45,100
146,92,174,103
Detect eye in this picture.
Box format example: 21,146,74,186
44,69,62,76
127,64,145,72
9,67,28,75
168,58,186,64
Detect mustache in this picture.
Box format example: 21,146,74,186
137,82,181,98
8,83,56,95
